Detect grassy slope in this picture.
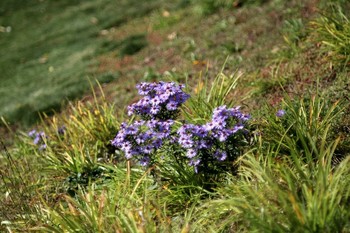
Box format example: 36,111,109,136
1,0,350,231
0,0,178,125
0,0,318,127
91,0,317,113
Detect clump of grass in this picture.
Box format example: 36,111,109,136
0,83,123,230
0,137,49,231
197,95,350,232
37,162,201,232
38,86,121,195
311,5,350,66
205,145,350,232
262,94,343,163
38,167,153,232
280,18,307,59
183,68,241,123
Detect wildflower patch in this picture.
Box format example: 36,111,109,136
112,81,252,178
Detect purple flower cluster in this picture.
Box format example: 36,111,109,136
111,119,174,166
112,81,251,174
276,109,286,118
127,82,190,119
205,105,249,141
28,130,47,150
178,105,250,171
112,81,190,166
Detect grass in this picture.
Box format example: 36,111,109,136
1,0,350,232
0,0,181,126
311,5,350,66
0,0,317,128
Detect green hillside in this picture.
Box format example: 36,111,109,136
0,0,181,125
1,0,350,232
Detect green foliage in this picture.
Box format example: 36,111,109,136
312,6,350,66
192,0,268,15
206,148,350,232
193,0,234,15
39,168,167,232
0,0,168,125
150,9,184,30
154,145,212,211
280,18,307,59
262,94,342,161
36,86,120,194
183,69,241,124
199,96,350,232
38,165,199,233
0,138,49,231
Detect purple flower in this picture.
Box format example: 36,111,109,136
141,145,153,154
276,109,286,117
28,129,36,137
124,149,133,159
239,114,251,122
151,96,162,104
112,118,174,165
211,118,226,130
29,131,48,150
177,105,251,169
166,101,178,111
150,105,161,115
33,136,41,145
140,156,150,166
204,122,215,131
186,149,197,158
189,158,201,167
231,124,244,134
58,126,66,135
114,81,252,173
127,81,190,120
180,138,194,148
198,139,210,149
216,130,230,142
152,138,163,148
39,144,47,151
33,132,46,145
120,142,132,152
214,150,227,161
193,126,207,137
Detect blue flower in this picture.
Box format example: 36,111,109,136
177,105,250,169
276,109,286,117
127,81,190,120
58,125,66,135
140,156,150,166
112,118,174,165
28,129,36,137
33,132,46,145
186,148,197,158
166,101,178,111
214,150,227,161
29,130,48,150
